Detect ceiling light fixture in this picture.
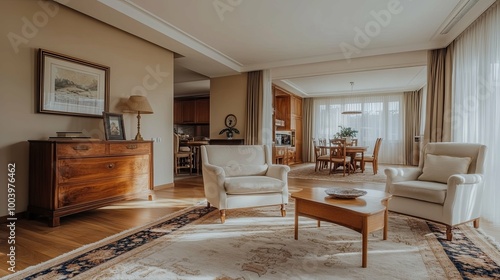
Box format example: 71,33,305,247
342,82,362,115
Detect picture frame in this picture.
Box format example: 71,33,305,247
38,49,110,118
103,112,126,140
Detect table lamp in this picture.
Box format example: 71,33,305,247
126,95,153,141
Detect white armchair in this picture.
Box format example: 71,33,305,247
385,142,487,241
201,145,290,223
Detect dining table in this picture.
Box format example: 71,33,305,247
317,145,369,173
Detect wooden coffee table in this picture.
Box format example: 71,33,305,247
292,187,392,268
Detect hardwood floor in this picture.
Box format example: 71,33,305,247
1,175,498,276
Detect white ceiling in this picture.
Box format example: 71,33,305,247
56,0,495,97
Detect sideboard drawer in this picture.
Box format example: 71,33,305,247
109,142,151,155
57,155,150,184
58,175,150,207
57,142,106,157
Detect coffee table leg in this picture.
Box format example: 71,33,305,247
362,218,368,268
294,201,299,240
383,201,389,240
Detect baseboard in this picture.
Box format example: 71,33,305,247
0,211,26,224
155,183,174,190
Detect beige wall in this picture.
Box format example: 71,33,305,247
209,73,248,139
0,0,175,217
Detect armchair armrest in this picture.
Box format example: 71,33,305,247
448,174,483,185
444,173,484,225
201,163,227,208
203,163,225,177
384,167,421,182
266,164,291,181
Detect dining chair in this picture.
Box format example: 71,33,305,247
174,133,193,175
318,138,328,156
313,139,330,171
354,138,382,174
329,138,351,176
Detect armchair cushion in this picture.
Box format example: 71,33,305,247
223,163,268,177
225,176,285,194
417,154,472,183
389,180,448,204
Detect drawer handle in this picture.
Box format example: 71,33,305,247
107,163,115,169
126,144,138,149
72,145,89,151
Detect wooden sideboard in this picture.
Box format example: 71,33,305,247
28,140,154,226
208,139,244,145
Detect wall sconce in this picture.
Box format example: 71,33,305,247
126,95,153,141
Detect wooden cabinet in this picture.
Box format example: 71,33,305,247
174,100,183,124
174,97,210,124
181,100,196,123
273,85,303,165
195,98,210,123
292,116,302,163
275,95,291,130
28,140,154,226
209,139,244,145
291,95,302,117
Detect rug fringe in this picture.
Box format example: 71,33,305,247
2,201,207,280
477,227,500,251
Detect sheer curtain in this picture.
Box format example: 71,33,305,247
313,93,404,164
452,2,500,225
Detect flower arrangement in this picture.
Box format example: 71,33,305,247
334,125,358,138
219,127,240,139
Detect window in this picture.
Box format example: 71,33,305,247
313,93,404,164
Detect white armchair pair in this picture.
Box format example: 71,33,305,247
201,145,290,223
385,142,487,240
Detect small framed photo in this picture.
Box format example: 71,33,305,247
103,112,126,140
38,49,110,118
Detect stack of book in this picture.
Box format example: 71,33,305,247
49,132,91,140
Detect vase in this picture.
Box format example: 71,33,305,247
226,131,233,139
345,136,352,144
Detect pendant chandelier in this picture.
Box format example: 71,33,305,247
342,81,362,115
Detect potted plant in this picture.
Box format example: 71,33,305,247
219,127,240,139
334,126,358,143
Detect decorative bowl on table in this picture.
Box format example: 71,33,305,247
325,187,367,199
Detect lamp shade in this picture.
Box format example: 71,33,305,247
127,95,153,114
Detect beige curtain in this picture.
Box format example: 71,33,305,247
245,71,262,145
302,98,314,162
403,89,422,165
423,45,454,145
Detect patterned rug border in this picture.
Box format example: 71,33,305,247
6,201,500,279
3,202,214,280
72,204,227,279
75,205,500,279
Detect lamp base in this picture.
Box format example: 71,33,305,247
134,133,144,141
134,112,144,141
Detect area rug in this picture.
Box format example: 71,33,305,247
6,203,500,280
288,163,391,183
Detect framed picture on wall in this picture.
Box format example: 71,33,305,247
38,49,110,118
103,112,126,140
